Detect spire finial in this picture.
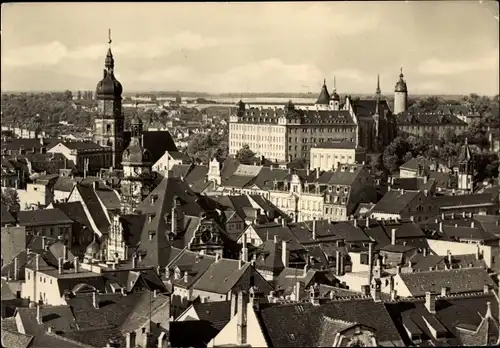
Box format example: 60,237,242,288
333,76,337,91
323,78,326,86
376,74,381,95
108,28,112,47
400,66,404,78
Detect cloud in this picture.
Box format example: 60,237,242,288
132,59,369,93
2,31,222,67
417,50,499,75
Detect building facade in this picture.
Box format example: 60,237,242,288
229,77,396,162
310,140,367,171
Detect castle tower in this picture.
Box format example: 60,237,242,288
329,76,341,111
120,106,153,213
393,68,408,115
93,29,125,169
315,79,330,111
458,138,474,192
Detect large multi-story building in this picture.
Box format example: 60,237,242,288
229,75,397,162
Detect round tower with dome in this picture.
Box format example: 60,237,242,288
329,76,341,111
120,108,153,213
393,68,408,115
93,29,125,169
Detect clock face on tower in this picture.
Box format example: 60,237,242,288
201,231,212,244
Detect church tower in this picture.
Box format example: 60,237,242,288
458,138,474,192
393,68,408,115
329,76,341,111
315,79,330,111
120,107,153,213
373,74,382,151
93,29,125,168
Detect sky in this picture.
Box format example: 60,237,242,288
1,2,499,95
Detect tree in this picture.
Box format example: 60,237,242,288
289,157,307,170
236,144,257,165
185,131,229,164
1,188,20,212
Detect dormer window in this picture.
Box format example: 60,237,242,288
336,186,340,192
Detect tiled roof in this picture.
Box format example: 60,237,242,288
52,202,92,230
169,150,191,162
119,214,146,249
350,99,391,118
95,188,121,211
312,139,359,150
1,278,16,301
192,300,232,331
254,239,285,273
135,176,205,267
184,165,210,193
74,183,110,234
256,298,403,347
1,204,16,225
53,176,77,192
371,190,420,214
17,208,73,227
192,259,250,294
170,321,220,348
1,329,33,348
125,130,178,164
1,226,26,265
316,82,330,104
398,112,467,125
397,267,495,297
433,193,497,208
58,141,103,150
167,248,216,289
385,293,499,346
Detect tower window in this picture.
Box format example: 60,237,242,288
106,125,111,133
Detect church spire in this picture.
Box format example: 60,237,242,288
376,74,381,97
333,76,337,92
105,29,114,71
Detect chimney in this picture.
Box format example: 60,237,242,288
476,245,481,260
183,271,189,283
63,245,68,261
281,240,289,268
447,250,452,265
157,331,167,348
439,222,443,233
236,291,248,346
340,252,344,275
396,265,401,274
14,257,19,281
42,237,46,250
215,253,221,262
366,216,370,226
390,289,398,301
316,169,320,180
483,284,490,294
74,257,79,273
58,257,63,274
281,218,286,227
423,248,428,257
242,234,248,262
295,281,301,302
132,253,137,268
410,216,414,222
312,219,317,240
441,213,445,220
462,212,466,218
126,332,136,348
92,291,99,309
441,287,450,297
35,254,40,271
336,250,341,276
36,305,42,324
231,292,238,317
391,229,396,245
425,292,436,313
153,289,158,298
470,221,475,228
353,219,357,227
273,235,278,244
121,288,127,296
